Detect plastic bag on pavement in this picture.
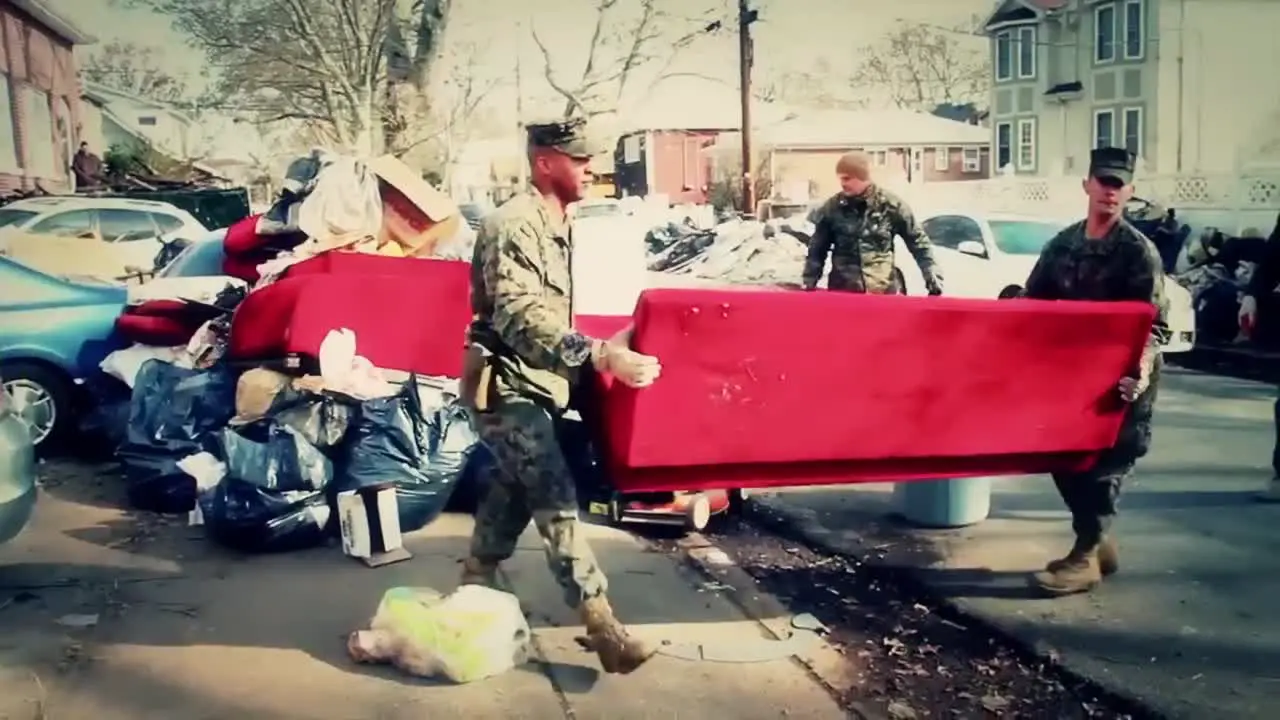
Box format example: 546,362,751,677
219,422,333,492
336,379,476,532
199,479,332,553
100,344,188,388
118,360,237,514
347,585,531,683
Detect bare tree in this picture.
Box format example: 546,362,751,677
850,20,990,111
387,40,502,176
122,0,454,155
529,0,732,118
81,40,190,104
755,58,868,110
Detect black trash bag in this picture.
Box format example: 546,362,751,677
219,422,333,492
76,373,133,457
118,360,237,514
267,388,353,449
335,380,474,532
199,479,332,553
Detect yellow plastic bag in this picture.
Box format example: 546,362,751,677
347,586,531,683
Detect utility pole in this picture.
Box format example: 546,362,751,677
515,18,527,190
738,0,758,215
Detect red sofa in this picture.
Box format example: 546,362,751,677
227,253,472,377
578,289,1154,493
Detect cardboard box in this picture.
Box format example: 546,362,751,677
338,485,410,566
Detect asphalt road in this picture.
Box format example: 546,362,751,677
753,365,1280,719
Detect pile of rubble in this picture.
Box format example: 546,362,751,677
645,217,812,287
82,149,486,556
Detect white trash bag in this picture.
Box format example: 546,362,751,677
347,585,532,683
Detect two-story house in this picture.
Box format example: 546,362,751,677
984,0,1280,177
79,80,198,161
1,0,94,194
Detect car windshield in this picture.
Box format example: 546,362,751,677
0,208,37,228
158,236,227,278
989,220,1065,255
576,203,621,218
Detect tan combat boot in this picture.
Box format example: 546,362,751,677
1045,536,1118,577
458,557,499,588
1033,547,1103,596
575,596,657,674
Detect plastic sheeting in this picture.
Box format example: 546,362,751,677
335,380,477,533
117,360,237,514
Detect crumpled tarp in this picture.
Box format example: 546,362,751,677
647,218,808,286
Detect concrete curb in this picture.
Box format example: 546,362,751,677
746,494,1166,720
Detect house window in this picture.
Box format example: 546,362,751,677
962,147,982,173
1017,26,1036,79
868,149,888,167
995,32,1012,81
1095,4,1117,63
934,147,950,171
995,123,1013,170
138,116,158,126
1094,109,1116,148
20,85,57,178
1122,106,1143,157
1123,0,1144,60
0,75,19,172
1017,118,1036,171
622,134,641,164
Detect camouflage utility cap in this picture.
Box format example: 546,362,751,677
1089,147,1136,185
527,117,602,159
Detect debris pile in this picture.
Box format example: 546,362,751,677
86,148,487,556
646,218,810,287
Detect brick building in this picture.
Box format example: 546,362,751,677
1,0,94,194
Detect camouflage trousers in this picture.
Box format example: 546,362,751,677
1051,361,1161,545
468,394,608,609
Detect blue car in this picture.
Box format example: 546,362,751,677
0,256,128,449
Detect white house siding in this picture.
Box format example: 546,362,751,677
987,0,1280,178
1155,0,1280,173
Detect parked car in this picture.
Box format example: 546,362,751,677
457,202,488,231
0,256,129,449
0,196,209,279
895,210,1196,353
0,376,37,544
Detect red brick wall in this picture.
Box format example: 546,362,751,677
0,3,81,194
650,130,720,205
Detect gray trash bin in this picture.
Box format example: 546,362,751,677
893,477,992,529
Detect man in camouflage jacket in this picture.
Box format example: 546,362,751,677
459,118,663,674
1021,147,1169,596
801,152,943,295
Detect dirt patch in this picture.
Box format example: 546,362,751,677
654,515,1160,720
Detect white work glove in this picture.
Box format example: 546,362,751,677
1239,295,1258,334
592,324,662,388
1117,376,1148,403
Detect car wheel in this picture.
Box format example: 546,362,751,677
1,361,74,451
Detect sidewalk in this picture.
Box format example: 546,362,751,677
751,366,1280,720
0,468,846,720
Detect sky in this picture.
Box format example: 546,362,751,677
44,0,995,159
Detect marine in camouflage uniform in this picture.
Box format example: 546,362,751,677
459,118,658,674
802,152,944,295
1021,147,1169,596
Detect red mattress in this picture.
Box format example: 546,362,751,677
228,258,472,377
582,289,1155,493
